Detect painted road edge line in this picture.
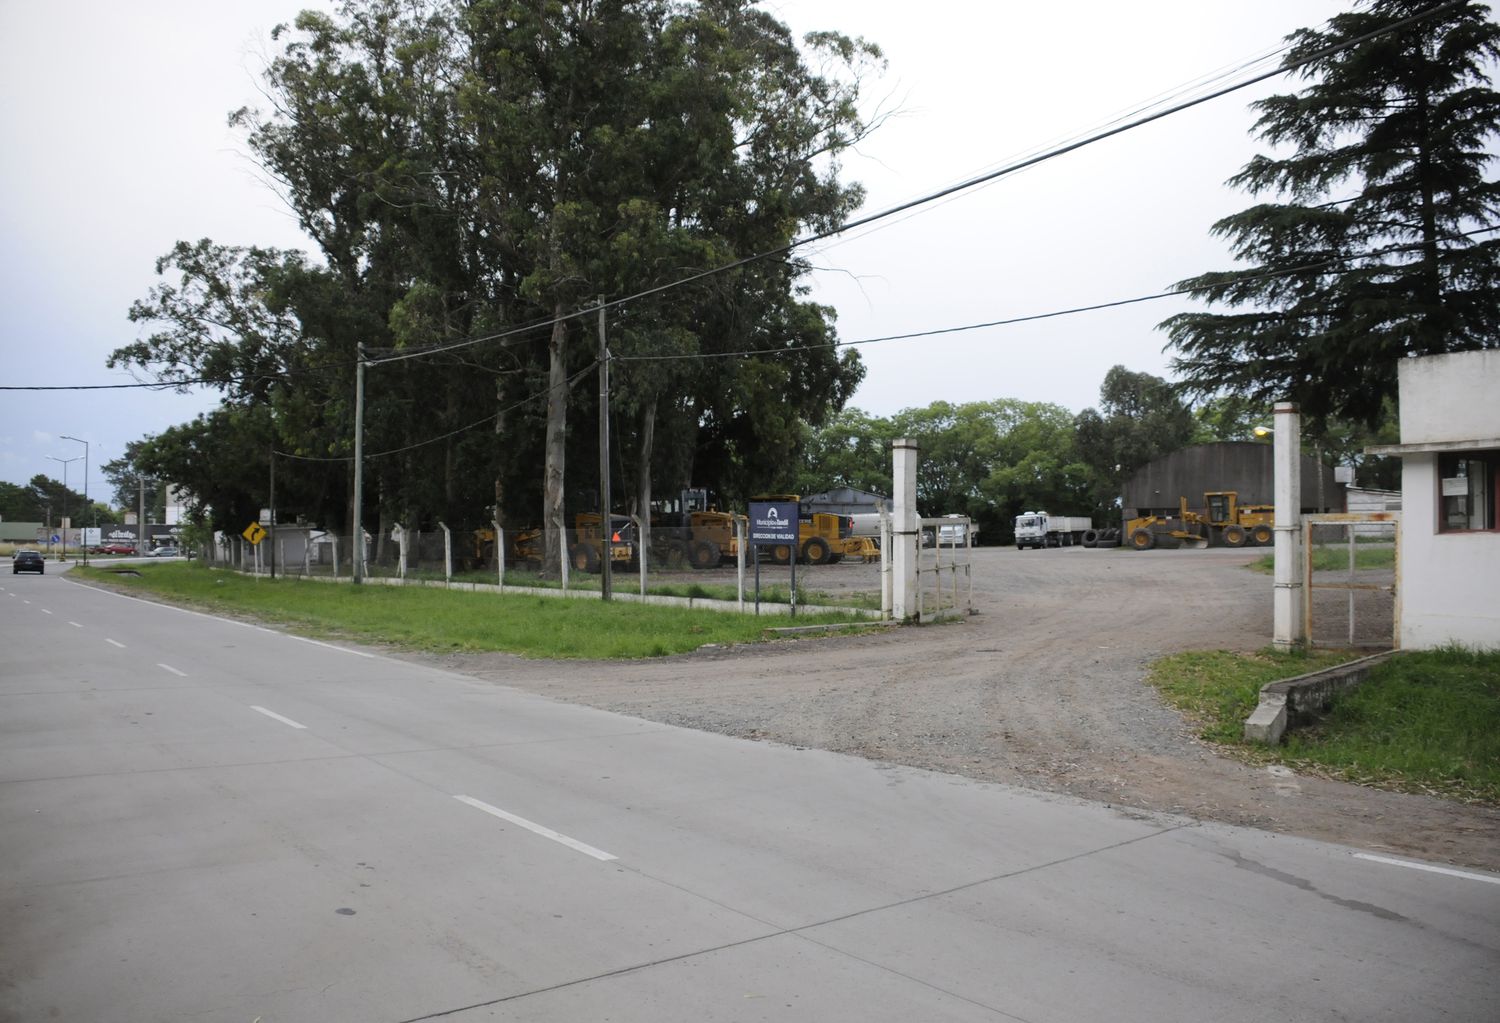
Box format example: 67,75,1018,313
105,638,126,648
158,663,188,678
251,705,308,730
1353,852,1500,885
454,795,617,862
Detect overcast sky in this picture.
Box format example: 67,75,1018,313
0,0,1350,497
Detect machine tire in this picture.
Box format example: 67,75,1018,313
570,543,600,573
689,540,720,570
1251,524,1273,546
803,536,831,565
1129,528,1156,551
1081,529,1099,547
1222,525,1248,548
770,544,792,565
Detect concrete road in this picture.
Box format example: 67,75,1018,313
2,572,1497,1022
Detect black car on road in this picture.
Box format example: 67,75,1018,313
12,550,45,574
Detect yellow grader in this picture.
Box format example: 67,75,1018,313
1125,491,1275,551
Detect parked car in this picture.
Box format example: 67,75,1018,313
99,543,137,555
12,550,45,574
147,546,180,557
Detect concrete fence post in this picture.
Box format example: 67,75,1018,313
1273,401,1305,650
493,521,504,591
892,438,919,621
439,522,452,583
395,524,407,579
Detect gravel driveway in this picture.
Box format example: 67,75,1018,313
421,546,1499,871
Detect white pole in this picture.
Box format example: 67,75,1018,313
892,438,919,621
1273,401,1304,650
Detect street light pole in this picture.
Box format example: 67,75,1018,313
61,436,88,565
46,454,81,562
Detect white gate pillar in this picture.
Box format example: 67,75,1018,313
1273,401,1305,650
892,437,919,621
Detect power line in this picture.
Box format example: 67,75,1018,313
0,0,1468,394
618,223,1500,364
360,0,1466,365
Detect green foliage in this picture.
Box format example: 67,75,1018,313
1148,648,1356,744
0,475,103,525
1283,647,1500,801
78,562,867,659
1075,366,1198,517
1164,0,1500,429
115,0,883,541
1148,646,1500,802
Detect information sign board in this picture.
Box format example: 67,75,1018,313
748,501,798,545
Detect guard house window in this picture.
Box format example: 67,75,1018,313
1438,451,1499,532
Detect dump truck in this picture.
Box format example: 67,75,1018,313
1122,491,1274,550
753,494,851,565
1014,511,1093,549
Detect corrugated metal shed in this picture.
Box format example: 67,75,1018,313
802,487,888,515
1121,442,1343,517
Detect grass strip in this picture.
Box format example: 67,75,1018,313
75,562,872,659
1148,646,1500,803
1248,545,1395,574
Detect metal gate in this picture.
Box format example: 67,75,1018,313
915,515,973,623
1301,512,1400,650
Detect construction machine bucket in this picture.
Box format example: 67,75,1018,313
1183,536,1209,550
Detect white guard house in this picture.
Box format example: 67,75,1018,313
1368,349,1500,649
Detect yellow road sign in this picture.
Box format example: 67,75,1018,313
243,522,267,545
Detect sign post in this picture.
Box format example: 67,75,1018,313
748,500,799,618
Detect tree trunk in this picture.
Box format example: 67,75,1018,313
542,308,568,576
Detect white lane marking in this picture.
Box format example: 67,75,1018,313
284,632,377,659
22,600,30,605
41,608,53,615
1353,853,1500,885
67,621,83,628
105,638,126,648
158,663,188,678
453,795,617,862
250,706,307,730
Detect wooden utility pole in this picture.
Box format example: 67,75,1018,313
353,343,366,584
598,299,612,601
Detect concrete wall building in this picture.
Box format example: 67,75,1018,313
1369,350,1500,650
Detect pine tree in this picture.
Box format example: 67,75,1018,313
1162,0,1500,428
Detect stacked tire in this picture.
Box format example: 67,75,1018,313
1081,528,1121,548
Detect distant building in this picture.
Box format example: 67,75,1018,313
0,521,44,545
1368,349,1500,650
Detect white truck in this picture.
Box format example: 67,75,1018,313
1014,511,1092,549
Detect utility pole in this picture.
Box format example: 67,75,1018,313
62,435,88,565
598,298,612,601
353,343,366,584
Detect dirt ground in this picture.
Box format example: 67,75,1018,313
408,545,1500,873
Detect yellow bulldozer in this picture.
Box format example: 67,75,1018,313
1125,491,1275,551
